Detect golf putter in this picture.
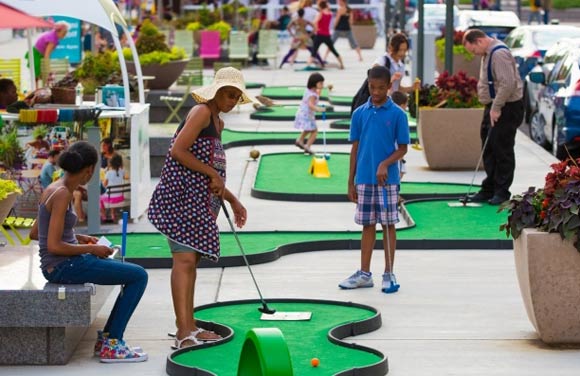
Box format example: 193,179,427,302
448,127,493,208
382,186,400,294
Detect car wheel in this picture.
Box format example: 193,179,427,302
551,125,565,160
529,110,547,148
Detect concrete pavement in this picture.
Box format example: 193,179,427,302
2,30,580,376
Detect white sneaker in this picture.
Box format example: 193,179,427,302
382,272,400,294
339,270,374,289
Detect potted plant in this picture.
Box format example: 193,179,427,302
499,158,580,344
0,178,21,225
350,9,376,49
412,71,484,170
434,30,480,79
0,129,25,172
124,19,188,90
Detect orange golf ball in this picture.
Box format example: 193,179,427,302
311,358,320,367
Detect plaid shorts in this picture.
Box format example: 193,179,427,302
355,184,399,226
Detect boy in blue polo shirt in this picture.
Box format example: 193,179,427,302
339,65,410,294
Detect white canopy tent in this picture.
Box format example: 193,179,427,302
3,0,146,116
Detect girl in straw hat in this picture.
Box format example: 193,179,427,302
148,67,255,350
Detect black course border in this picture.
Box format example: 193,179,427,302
166,298,387,376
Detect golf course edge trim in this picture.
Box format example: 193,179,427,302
166,298,388,376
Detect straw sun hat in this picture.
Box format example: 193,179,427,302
191,67,256,105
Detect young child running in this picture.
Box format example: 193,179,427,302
340,66,410,294
29,141,149,363
100,153,127,222
148,67,252,350
294,72,326,155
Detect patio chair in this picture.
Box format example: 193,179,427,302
0,59,21,92
228,31,249,64
40,58,70,85
199,31,221,60
174,29,194,57
162,58,203,124
257,30,279,68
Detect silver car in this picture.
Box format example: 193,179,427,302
456,10,520,40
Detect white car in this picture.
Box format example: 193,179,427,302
49,126,70,141
456,10,520,40
404,4,459,35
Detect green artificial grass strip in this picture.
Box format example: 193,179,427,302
221,129,349,145
245,82,265,89
397,200,507,240
329,95,353,106
250,105,349,121
172,302,380,376
254,153,350,194
254,153,475,195
260,86,329,100
332,119,351,127
106,232,358,259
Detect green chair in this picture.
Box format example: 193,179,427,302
228,31,249,65
162,58,203,124
174,29,194,57
41,58,70,85
257,30,279,68
176,57,203,86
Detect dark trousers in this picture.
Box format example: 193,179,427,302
311,35,340,58
480,99,524,199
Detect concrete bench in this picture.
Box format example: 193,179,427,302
0,245,115,365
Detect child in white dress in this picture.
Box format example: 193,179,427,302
294,73,326,155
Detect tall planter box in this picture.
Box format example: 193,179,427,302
126,59,190,90
0,192,18,224
514,229,580,345
418,108,484,170
435,51,481,79
351,25,376,49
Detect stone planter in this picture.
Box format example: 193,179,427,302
351,24,377,49
514,229,580,345
418,108,484,170
126,59,190,90
435,48,481,79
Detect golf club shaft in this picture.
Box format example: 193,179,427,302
465,127,492,199
220,200,270,307
383,187,392,273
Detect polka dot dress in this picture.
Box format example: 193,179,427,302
148,116,225,262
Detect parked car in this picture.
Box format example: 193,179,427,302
527,38,580,159
456,10,520,40
505,25,580,79
505,25,580,123
49,126,70,141
404,4,459,35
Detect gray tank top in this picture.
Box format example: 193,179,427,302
38,187,79,272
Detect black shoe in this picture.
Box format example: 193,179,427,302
488,195,509,205
469,192,492,202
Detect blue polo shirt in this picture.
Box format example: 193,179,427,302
349,97,410,185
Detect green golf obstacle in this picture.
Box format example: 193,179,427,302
238,328,294,376
329,95,353,106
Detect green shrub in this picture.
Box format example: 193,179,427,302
207,21,232,41
186,21,202,31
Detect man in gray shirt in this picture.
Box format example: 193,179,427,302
463,29,524,205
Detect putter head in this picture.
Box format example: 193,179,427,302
258,305,276,315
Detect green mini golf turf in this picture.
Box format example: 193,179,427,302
253,152,476,197
329,95,353,106
170,301,382,376
221,129,349,147
250,105,349,121
260,86,329,100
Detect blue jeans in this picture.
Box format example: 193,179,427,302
43,254,148,339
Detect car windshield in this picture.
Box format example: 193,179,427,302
533,30,580,50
